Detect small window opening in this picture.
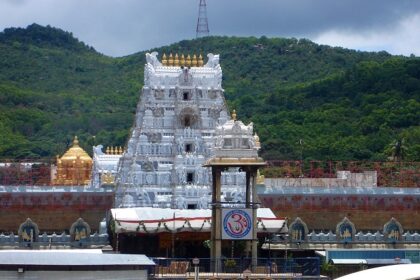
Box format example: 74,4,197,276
184,116,191,127
185,144,192,153
187,172,194,183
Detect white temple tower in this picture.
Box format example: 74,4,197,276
114,52,246,209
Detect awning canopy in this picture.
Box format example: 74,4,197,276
111,207,287,234
331,258,411,265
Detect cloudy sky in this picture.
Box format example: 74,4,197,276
1,0,420,57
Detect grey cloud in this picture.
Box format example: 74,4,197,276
0,0,419,56
3,0,27,5
209,0,420,37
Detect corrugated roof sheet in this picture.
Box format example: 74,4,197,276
0,250,155,266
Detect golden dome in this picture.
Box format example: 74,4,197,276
60,136,92,162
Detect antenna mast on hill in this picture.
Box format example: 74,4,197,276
196,0,210,38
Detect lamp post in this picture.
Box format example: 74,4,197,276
267,234,283,273
192,257,200,280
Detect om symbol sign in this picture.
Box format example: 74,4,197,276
223,209,252,239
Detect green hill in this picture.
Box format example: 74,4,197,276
0,24,419,161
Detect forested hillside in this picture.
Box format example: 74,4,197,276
0,24,419,161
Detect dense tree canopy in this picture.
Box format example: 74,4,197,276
0,24,419,161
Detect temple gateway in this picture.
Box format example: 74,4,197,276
92,52,256,209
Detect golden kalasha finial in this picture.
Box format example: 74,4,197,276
256,169,265,185
168,53,174,66
192,54,198,67
162,53,167,66
106,146,110,154
73,136,79,146
232,109,237,121
254,133,260,147
180,54,185,66
186,54,191,67
118,146,123,154
198,54,204,66
174,53,179,66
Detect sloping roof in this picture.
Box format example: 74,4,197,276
331,259,411,265
60,136,92,162
0,249,155,266
335,264,420,280
111,207,287,234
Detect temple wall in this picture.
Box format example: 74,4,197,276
0,192,113,232
265,171,377,188
259,194,420,231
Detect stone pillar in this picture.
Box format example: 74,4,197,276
251,168,258,271
245,169,252,258
211,166,222,272
245,170,251,207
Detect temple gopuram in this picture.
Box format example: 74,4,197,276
93,52,251,209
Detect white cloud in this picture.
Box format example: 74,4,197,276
313,12,420,56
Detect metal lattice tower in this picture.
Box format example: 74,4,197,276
196,0,210,38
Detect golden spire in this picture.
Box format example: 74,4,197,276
72,136,79,147
174,53,179,66
232,109,237,121
254,133,260,143
162,53,167,66
198,54,204,66
186,54,191,67
254,133,260,148
168,53,174,66
192,54,198,67
118,146,123,154
180,54,185,66
106,146,110,154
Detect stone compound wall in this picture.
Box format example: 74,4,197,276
259,192,420,231
0,191,113,232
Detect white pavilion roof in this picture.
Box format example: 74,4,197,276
111,207,286,234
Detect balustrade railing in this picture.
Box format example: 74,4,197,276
151,257,320,278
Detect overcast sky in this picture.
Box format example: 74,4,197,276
1,0,419,57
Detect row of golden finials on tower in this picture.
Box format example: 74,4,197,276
105,146,124,155
161,53,205,67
